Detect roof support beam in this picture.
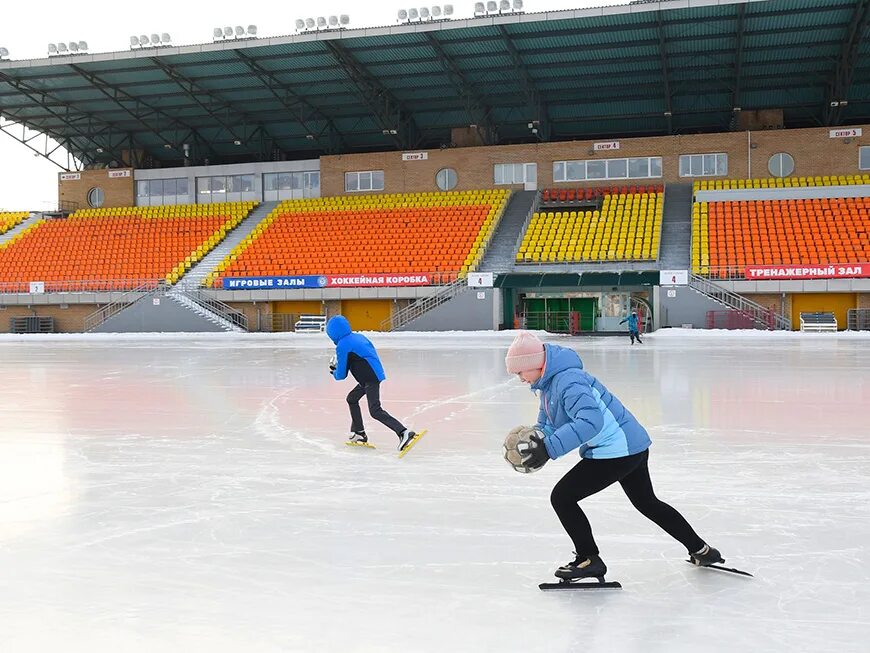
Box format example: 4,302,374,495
825,0,870,125
424,33,495,145
232,50,347,154
323,40,419,150
0,119,76,170
656,12,673,134
496,24,549,141
731,3,746,116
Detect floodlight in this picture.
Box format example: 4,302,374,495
214,27,223,38
139,35,149,45
499,0,510,11
247,25,257,35
235,26,245,37
487,1,497,12
432,6,442,17
474,3,485,15
0,47,9,58
420,7,430,19
69,42,79,52
161,33,171,43
58,43,68,53
305,18,315,28
398,9,408,20
513,0,523,9
48,43,58,54
409,8,419,19
223,27,233,37
329,16,338,26
130,36,140,46
79,41,88,50
340,15,350,25
317,17,327,27
444,4,453,15
151,33,160,44
296,19,306,29
233,139,242,146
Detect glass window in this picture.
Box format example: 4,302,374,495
210,176,226,193
197,178,210,196
137,180,149,197
553,161,565,182
87,187,104,208
436,168,458,191
162,179,177,196
607,159,627,179
148,179,162,197
304,171,320,192
345,172,359,192
372,170,384,190
514,163,525,183
566,161,585,181
679,153,727,177
241,175,254,192
859,146,870,170
649,157,662,177
494,164,505,185
264,173,278,191
586,160,606,179
628,158,648,178
177,178,188,196
768,153,795,177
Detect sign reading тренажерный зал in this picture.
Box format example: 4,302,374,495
222,274,432,290
744,264,869,280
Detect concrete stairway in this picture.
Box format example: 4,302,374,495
478,190,537,273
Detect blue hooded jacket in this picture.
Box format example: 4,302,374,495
620,313,639,332
326,315,386,383
532,344,651,460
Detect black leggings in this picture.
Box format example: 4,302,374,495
550,449,705,557
347,381,405,435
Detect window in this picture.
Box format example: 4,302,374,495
87,187,104,208
149,179,163,197
679,153,728,177
768,153,795,177
136,180,149,197
860,146,870,170
345,170,384,192
494,163,526,185
162,179,177,196
553,156,662,182
436,168,457,191
177,178,189,196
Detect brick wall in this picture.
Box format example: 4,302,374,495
743,293,790,318
320,124,870,196
857,293,870,309
58,169,135,210
0,304,98,333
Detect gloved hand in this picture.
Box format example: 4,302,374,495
328,354,337,375
521,430,550,472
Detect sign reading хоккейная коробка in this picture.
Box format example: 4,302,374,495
222,274,432,290
744,264,870,280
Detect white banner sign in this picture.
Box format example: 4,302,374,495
467,272,494,288
401,152,428,161
108,169,132,178
593,141,620,151
29,281,45,294
829,128,862,139
59,173,80,181
660,270,689,286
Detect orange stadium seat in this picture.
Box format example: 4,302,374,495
205,190,509,288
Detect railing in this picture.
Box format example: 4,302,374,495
380,276,468,331
689,273,790,330
517,311,581,335
0,278,163,294
174,288,248,331
83,280,162,331
706,310,759,330
847,308,870,331
513,192,541,260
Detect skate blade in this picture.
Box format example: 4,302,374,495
685,559,753,577
539,580,622,591
345,441,376,449
397,429,428,459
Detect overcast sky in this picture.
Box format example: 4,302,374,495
0,0,611,211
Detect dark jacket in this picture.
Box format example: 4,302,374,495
325,316,386,384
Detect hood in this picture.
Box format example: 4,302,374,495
325,315,352,343
532,344,583,390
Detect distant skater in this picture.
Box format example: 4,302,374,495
619,310,643,345
326,315,416,451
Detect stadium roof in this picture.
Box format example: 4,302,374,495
1,0,868,170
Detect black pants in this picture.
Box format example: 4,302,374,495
550,449,705,557
629,330,643,344
347,381,405,435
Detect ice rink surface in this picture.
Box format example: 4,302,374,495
1,330,869,652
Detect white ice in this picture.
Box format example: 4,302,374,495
1,331,869,652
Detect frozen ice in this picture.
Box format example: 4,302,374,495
1,330,869,652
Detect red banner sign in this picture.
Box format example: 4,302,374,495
326,274,430,287
744,264,870,280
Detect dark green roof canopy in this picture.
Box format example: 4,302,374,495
1,0,867,169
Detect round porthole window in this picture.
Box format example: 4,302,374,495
767,153,795,178
435,168,457,191
87,187,105,208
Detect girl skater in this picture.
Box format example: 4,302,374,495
326,315,416,451
505,331,722,580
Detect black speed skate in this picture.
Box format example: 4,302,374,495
688,544,724,567
540,554,621,590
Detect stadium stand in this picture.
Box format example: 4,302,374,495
692,198,870,277
0,202,256,291
206,190,509,288
0,211,28,235
693,175,870,192
541,184,664,204
517,189,662,263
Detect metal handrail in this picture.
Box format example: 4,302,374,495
379,276,468,331
689,273,790,330
0,278,163,294
513,191,541,257
175,288,248,331
847,308,870,331
83,281,163,331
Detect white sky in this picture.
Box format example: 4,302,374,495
0,1,612,211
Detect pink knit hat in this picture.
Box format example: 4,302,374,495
505,332,546,374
